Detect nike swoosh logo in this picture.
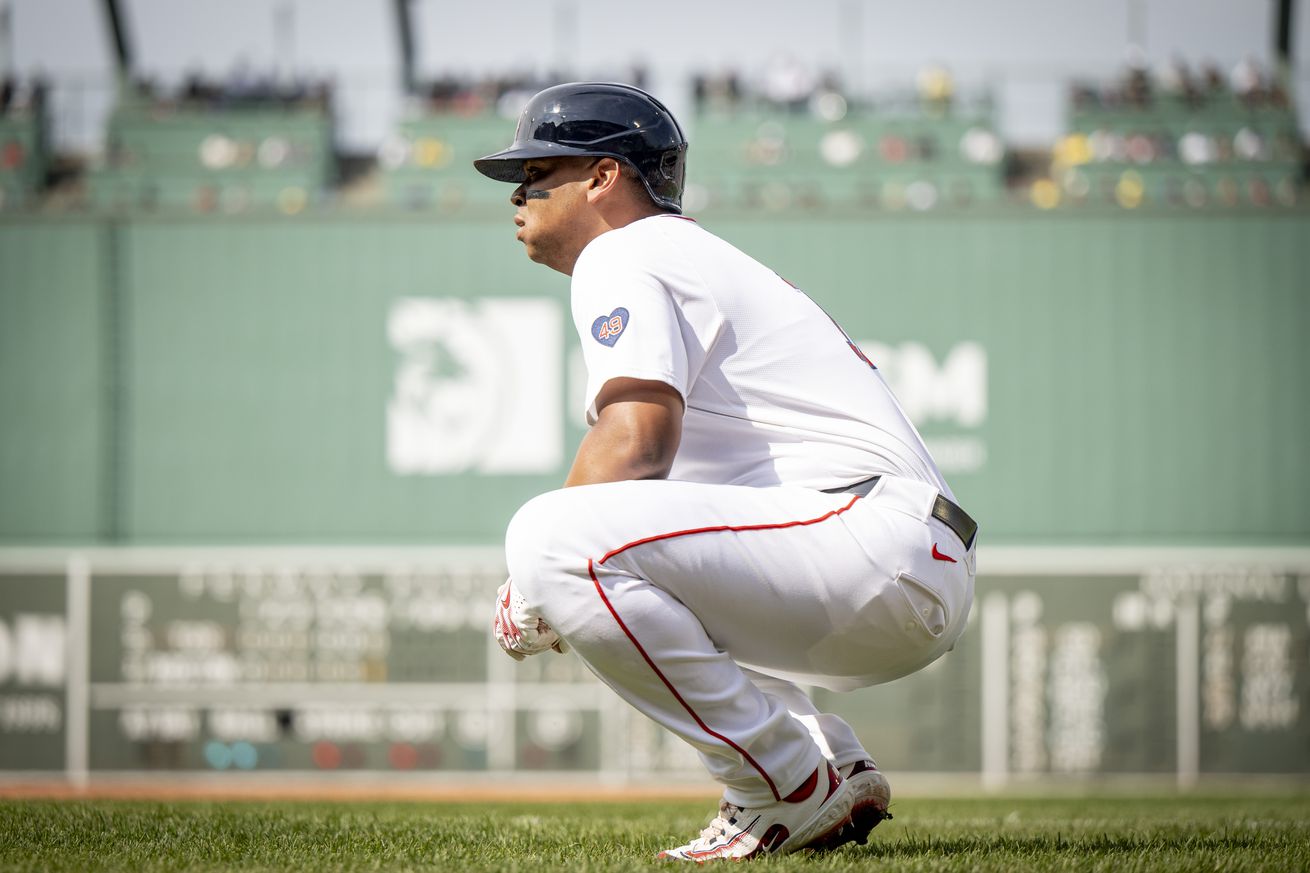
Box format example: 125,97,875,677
931,543,957,563
502,587,512,608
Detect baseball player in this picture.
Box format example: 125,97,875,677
477,82,976,861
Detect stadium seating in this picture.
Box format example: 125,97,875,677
19,69,1307,215
1040,82,1302,209
377,104,1007,213
0,97,48,211
687,109,1006,212
378,114,519,210
86,101,334,213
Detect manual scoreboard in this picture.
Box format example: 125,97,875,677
1,548,1307,782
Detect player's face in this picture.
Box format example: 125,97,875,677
510,158,597,274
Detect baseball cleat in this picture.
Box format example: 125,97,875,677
835,759,892,846
657,762,853,861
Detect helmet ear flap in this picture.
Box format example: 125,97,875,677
658,150,680,182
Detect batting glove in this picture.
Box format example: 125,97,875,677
493,578,565,661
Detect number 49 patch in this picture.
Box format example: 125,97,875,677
591,307,629,347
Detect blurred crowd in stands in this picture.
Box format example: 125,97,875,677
400,57,1295,123
0,75,47,117
3,54,1305,213
1071,57,1291,111
402,62,956,119
413,66,649,117
126,68,332,112
694,62,968,120
693,58,847,113
694,64,847,114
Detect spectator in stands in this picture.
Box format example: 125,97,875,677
225,57,262,105
1200,63,1227,100
415,72,652,118
694,70,743,113
1157,56,1201,106
916,65,954,115
1122,60,1151,108
182,72,217,105
1069,82,1098,112
425,75,462,111
763,53,816,113
23,76,47,113
130,76,158,102
170,69,328,111
0,76,13,114
1231,58,1265,107
282,75,309,106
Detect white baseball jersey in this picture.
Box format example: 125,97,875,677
570,214,952,499
507,213,975,811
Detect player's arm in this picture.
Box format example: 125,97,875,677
564,377,683,487
495,376,678,662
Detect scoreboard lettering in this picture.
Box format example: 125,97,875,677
1,552,1307,780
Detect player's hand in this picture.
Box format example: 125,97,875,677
493,578,566,661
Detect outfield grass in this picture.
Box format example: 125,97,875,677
2,795,1308,872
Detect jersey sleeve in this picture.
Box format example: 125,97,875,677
570,238,689,425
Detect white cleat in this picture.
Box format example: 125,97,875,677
658,763,853,861
835,759,892,846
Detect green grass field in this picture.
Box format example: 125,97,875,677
2,795,1308,872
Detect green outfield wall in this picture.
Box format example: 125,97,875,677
1,211,1308,545
2,212,1309,781
0,222,110,540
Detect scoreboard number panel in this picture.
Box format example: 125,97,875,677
0,549,1307,782
0,573,69,771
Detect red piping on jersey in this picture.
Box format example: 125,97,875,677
587,493,861,802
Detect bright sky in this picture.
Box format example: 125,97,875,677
5,0,1307,151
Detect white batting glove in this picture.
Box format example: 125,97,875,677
493,578,566,661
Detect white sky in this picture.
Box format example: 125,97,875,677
4,0,1307,151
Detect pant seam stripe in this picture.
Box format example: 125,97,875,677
595,494,861,567
584,497,860,803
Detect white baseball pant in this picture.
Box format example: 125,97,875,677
505,474,975,807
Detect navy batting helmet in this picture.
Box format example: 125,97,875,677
474,82,688,213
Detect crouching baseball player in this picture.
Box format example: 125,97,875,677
477,83,977,861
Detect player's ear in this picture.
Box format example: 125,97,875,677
587,158,624,201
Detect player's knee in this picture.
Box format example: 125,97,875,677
504,489,587,605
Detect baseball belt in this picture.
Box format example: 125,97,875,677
823,475,977,550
